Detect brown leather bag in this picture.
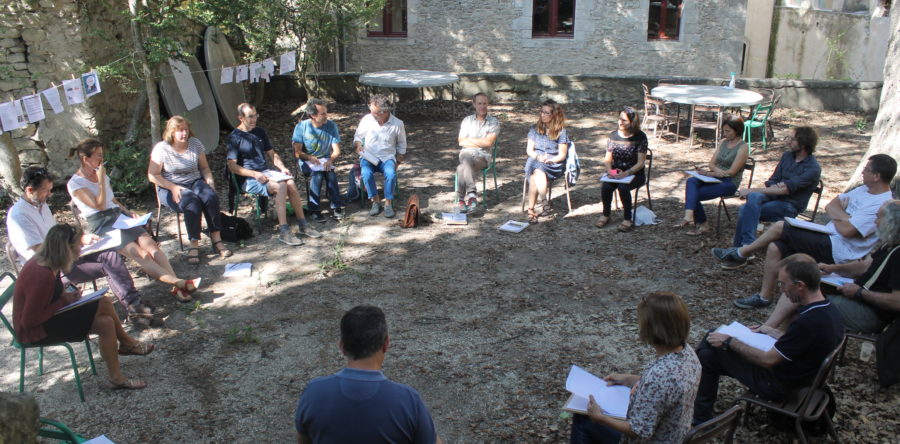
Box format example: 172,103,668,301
400,194,420,228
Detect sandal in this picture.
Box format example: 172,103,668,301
171,286,192,303
186,247,200,265
183,277,201,293
618,221,634,232
595,216,610,228
107,378,147,390
687,225,713,236
526,207,539,224
118,341,155,356
672,219,694,229
213,241,233,258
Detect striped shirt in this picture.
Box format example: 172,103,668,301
151,138,206,185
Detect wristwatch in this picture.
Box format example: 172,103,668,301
854,287,865,300
723,337,733,351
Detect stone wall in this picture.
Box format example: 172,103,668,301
0,392,39,443
345,0,747,78
0,0,138,183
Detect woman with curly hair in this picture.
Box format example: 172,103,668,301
523,99,570,223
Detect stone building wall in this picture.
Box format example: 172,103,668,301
345,0,747,77
0,0,137,182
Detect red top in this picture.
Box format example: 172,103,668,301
12,258,67,344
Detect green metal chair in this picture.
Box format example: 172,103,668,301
0,272,97,402
743,95,781,153
454,140,500,208
227,170,268,234
38,418,88,443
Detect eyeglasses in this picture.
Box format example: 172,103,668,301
777,279,800,290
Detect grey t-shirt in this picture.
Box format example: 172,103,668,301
151,138,205,185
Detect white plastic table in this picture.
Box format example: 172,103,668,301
359,70,460,116
650,85,765,143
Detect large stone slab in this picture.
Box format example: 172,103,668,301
158,55,220,153
203,26,246,131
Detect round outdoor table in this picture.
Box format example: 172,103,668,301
359,70,460,116
650,85,765,144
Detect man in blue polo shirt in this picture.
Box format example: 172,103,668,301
295,305,442,444
692,253,844,425
292,99,344,222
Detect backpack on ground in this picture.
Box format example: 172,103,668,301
220,212,253,242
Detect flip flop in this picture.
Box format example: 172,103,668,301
118,341,155,356
107,378,147,390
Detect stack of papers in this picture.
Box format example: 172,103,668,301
716,321,777,351
499,220,529,233
360,151,381,166
562,365,630,419
263,169,293,182
821,273,854,287
223,263,252,277
600,174,634,184
56,287,108,314
112,213,152,230
442,212,467,225
785,217,836,235
79,230,121,257
684,170,722,183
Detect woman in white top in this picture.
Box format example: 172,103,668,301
67,138,199,302
148,116,231,265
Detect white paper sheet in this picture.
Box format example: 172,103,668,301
235,65,249,82
499,220,529,233
220,66,234,84
685,170,722,183
279,51,296,75
63,78,85,105
784,217,836,235
0,101,24,132
441,212,467,225
223,262,253,277
821,273,854,287
112,212,152,229
262,58,275,82
716,321,777,352
249,62,262,83
263,169,293,182
359,150,381,166
169,58,202,111
80,230,122,257
56,287,108,314
81,71,102,97
600,174,635,184
304,160,326,172
41,86,65,114
82,434,116,444
22,94,45,123
564,365,630,419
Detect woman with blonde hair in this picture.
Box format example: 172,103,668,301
148,115,230,265
67,138,200,302
13,224,154,390
524,99,570,223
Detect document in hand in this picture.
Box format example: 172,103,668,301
784,217,836,235
263,169,293,182
304,160,326,172
79,230,121,257
821,273,854,287
562,365,630,419
112,212,152,230
716,321,777,352
498,220,529,233
359,150,381,166
600,174,635,184
685,170,722,183
56,287,108,314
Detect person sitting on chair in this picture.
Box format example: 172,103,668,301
713,154,896,309
596,106,648,232
570,292,701,443
353,94,407,219
227,102,321,246
455,92,499,212
148,115,232,265
692,253,844,425
67,139,200,304
674,115,749,236
292,98,344,222
760,200,900,335
13,224,155,390
523,99,569,223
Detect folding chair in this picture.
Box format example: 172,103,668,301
521,142,576,215
715,157,756,235
153,190,184,251
744,95,781,153
227,169,268,234
0,272,97,402
454,140,500,208
612,148,654,221
689,103,723,148
683,404,742,444
642,84,679,142
738,336,845,444
796,180,825,222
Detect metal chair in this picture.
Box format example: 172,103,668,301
454,140,500,208
521,142,576,215
738,336,845,444
5,240,20,275
227,170,268,235
38,418,88,443
715,157,756,235
682,404,743,444
642,83,679,142
689,103,723,147
744,95,781,153
612,148,654,221
0,272,97,402
796,180,825,222
153,189,184,251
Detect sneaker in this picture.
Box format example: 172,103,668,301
333,208,344,221
467,196,478,211
369,201,382,216
383,203,395,218
711,247,746,264
458,199,468,213
298,224,322,238
311,212,327,223
733,293,771,309
278,229,303,246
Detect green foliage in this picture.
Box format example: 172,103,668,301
104,139,151,197
226,326,259,344
319,215,353,276
775,72,801,80
855,118,868,133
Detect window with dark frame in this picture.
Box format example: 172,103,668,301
368,0,407,38
532,0,575,38
648,0,683,41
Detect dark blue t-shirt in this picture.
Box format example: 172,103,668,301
772,299,844,387
226,127,273,173
295,368,437,444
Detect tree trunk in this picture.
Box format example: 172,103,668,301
847,0,900,195
0,132,22,199
128,0,161,144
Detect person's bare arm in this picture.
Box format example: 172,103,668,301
824,196,860,238
268,150,291,175
819,257,872,278
548,142,568,164
707,331,784,368
227,159,268,183
586,395,638,438
198,153,215,187
459,132,498,150
838,285,900,312
293,142,319,164
324,143,340,170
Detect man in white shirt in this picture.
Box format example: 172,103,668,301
6,166,154,325
455,93,500,212
713,154,896,309
353,95,407,218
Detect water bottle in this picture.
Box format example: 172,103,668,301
727,72,736,89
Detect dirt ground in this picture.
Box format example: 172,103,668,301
1,99,897,443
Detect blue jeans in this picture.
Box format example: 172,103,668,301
361,158,397,201
732,192,799,247
157,179,222,241
684,178,737,224
570,413,622,444
300,163,343,211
